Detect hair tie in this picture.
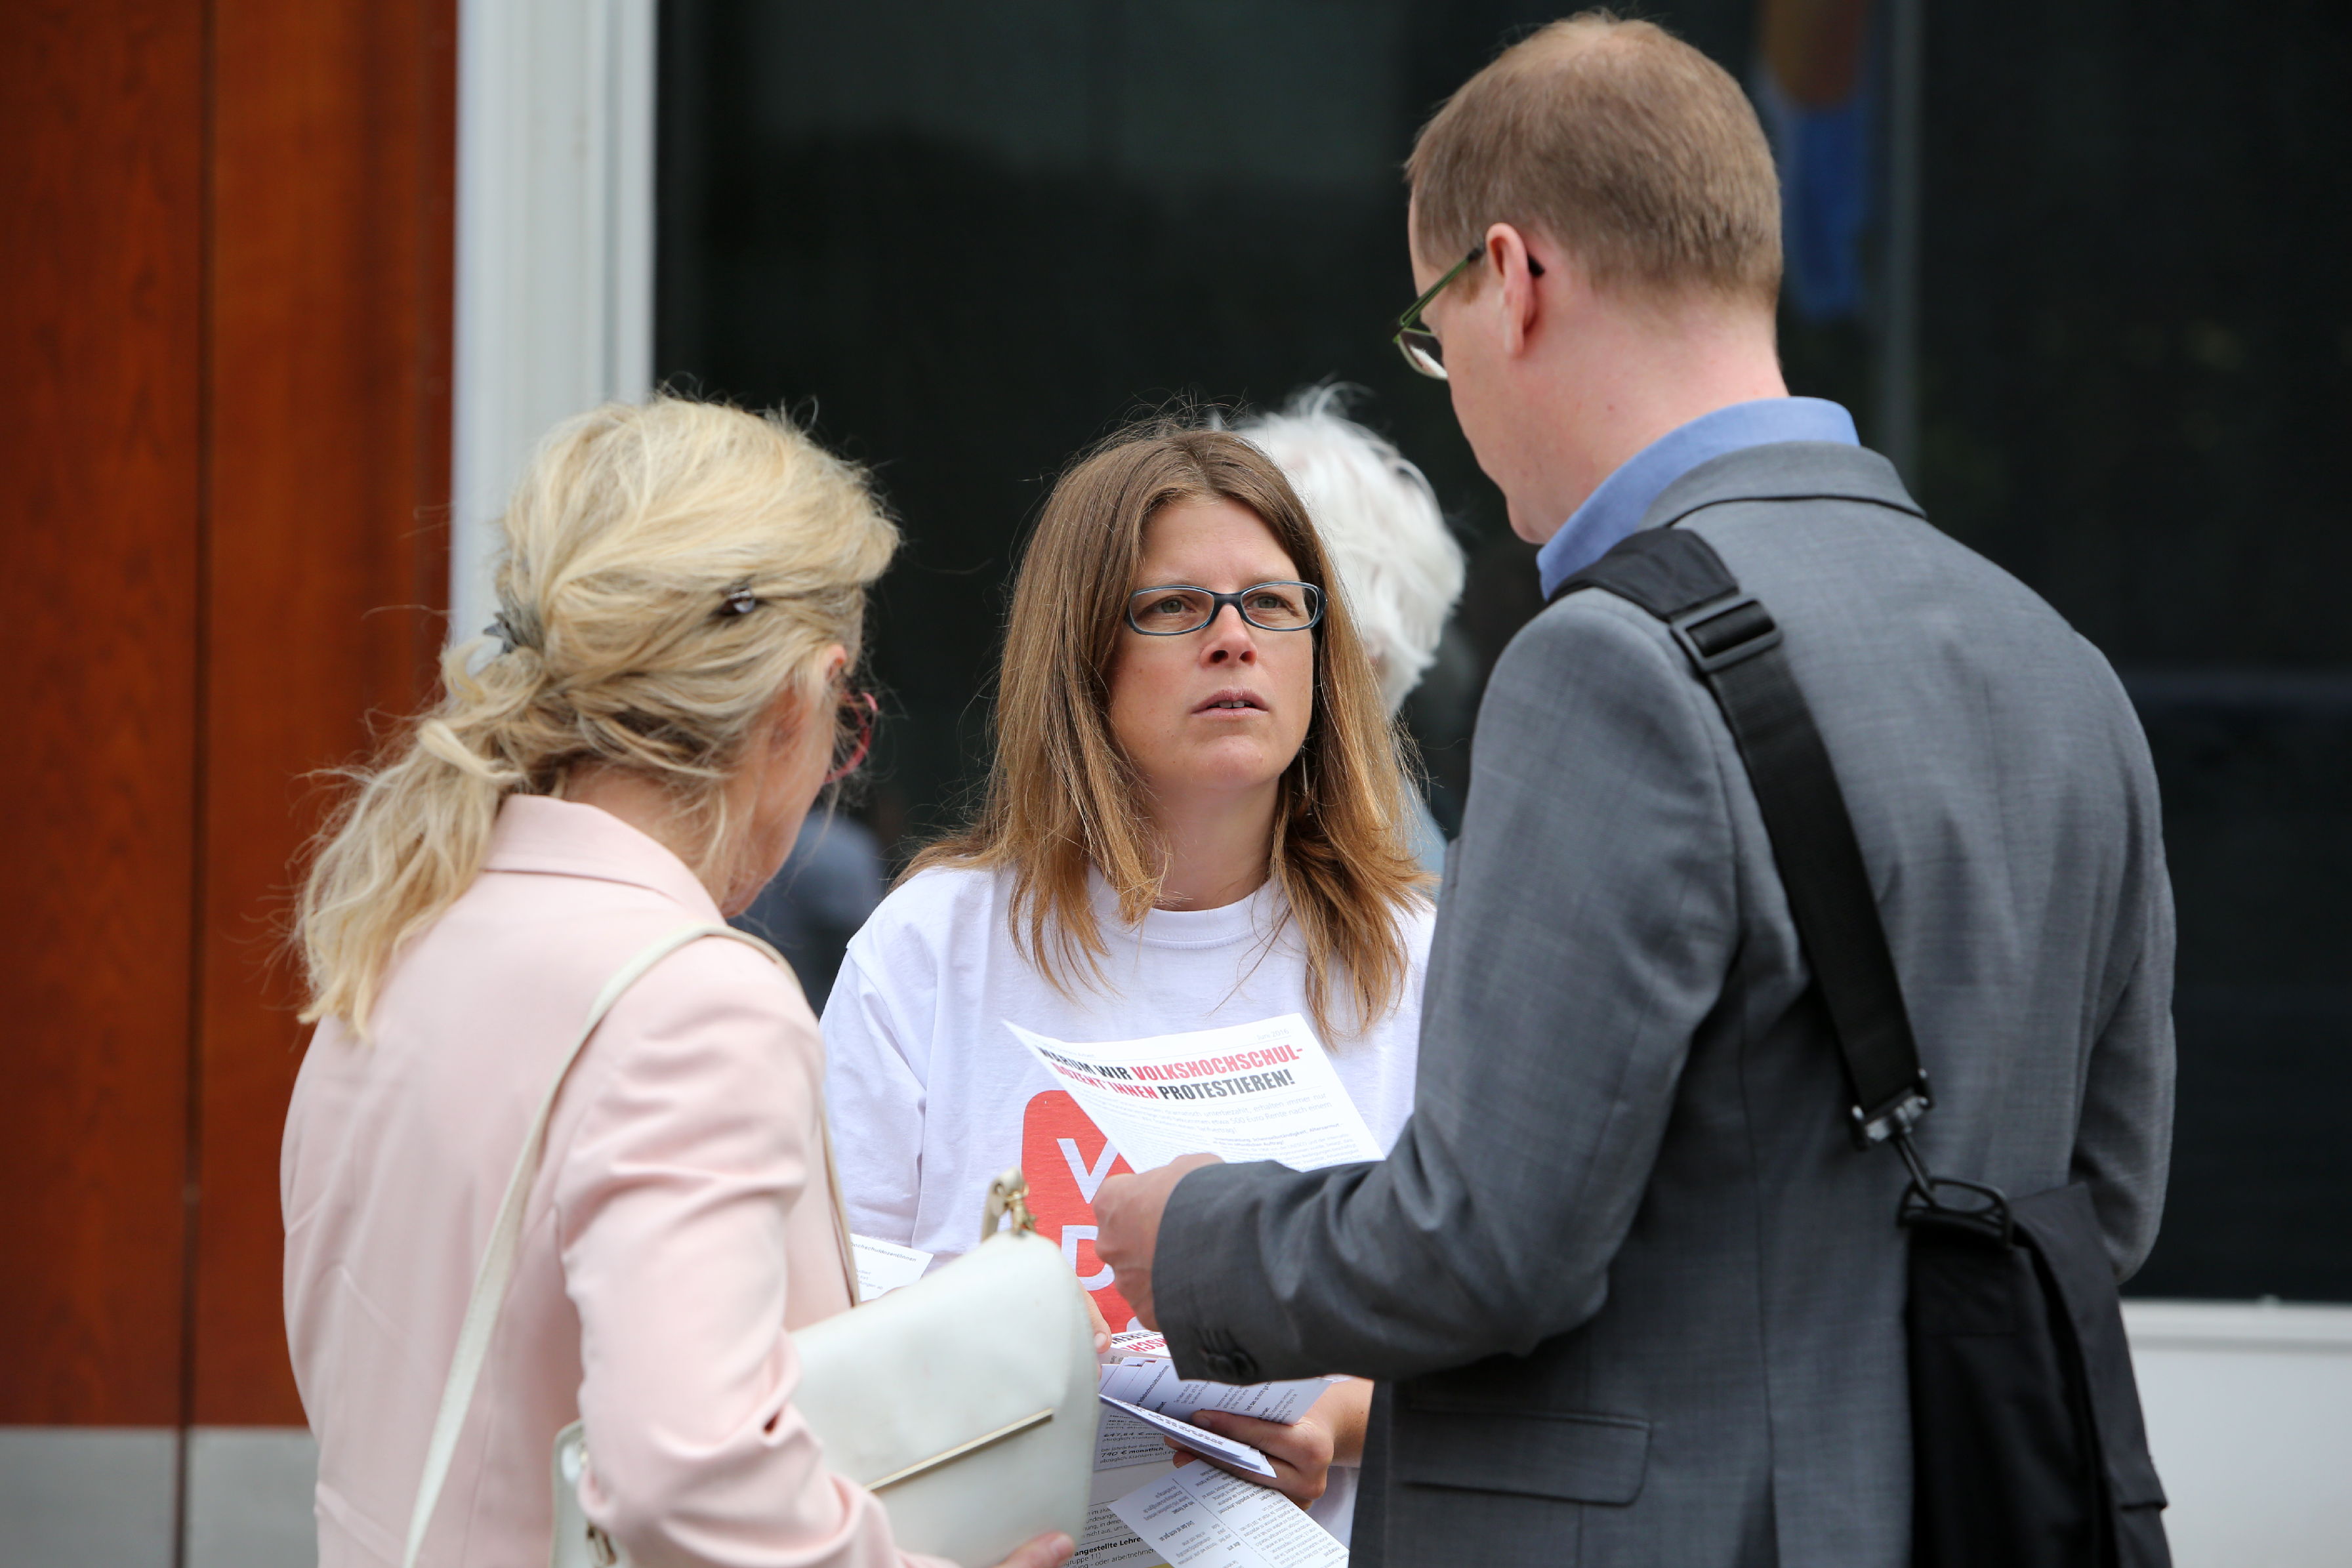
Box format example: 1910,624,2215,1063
485,606,541,655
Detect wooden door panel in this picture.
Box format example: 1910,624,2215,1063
195,0,456,1425
0,0,206,1426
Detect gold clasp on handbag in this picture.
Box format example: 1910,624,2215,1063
983,1167,1037,1241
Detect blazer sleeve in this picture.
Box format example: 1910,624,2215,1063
552,943,949,1568
1153,599,1741,1384
2070,707,2178,1280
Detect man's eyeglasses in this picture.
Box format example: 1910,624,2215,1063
1125,582,1325,636
1391,243,1542,381
824,690,877,785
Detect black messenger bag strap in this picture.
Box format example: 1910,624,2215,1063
1552,522,2172,1568
1549,524,1931,1150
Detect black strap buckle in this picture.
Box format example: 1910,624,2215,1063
1849,1069,1934,1150
1894,1130,2014,1245
1668,592,1783,674
1898,1168,2015,1247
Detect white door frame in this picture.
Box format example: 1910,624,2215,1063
450,0,657,645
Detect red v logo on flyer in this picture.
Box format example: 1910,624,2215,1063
1021,1090,1141,1330
1059,1136,1121,1201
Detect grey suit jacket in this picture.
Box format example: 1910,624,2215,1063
1152,443,2175,1567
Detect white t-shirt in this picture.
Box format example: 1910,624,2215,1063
822,862,1432,1545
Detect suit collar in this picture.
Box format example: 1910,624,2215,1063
1535,398,1860,596
1639,440,1924,534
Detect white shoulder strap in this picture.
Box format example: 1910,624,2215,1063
402,921,825,1568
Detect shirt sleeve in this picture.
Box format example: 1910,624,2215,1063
820,947,930,1248
552,942,950,1568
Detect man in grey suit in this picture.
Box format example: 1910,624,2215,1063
1094,14,2174,1566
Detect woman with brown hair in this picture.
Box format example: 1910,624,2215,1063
823,420,1434,1541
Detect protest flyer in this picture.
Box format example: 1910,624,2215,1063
1098,1396,1278,1481
1107,1462,1349,1568
1096,1402,1184,1474
1085,1399,1179,1567
848,1234,930,1303
1073,1502,1173,1568
1098,1355,1326,1426
1006,1014,1381,1173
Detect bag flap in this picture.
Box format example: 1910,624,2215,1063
790,1228,1092,1490
2013,1184,2168,1509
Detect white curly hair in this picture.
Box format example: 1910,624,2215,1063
1236,386,1466,714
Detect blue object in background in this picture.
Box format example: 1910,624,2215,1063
1754,30,1878,323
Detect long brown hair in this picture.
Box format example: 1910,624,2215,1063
913,419,1428,1042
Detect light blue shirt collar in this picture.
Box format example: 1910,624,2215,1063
1535,397,1860,598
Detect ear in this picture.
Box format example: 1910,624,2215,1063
1483,222,1546,358
763,644,851,755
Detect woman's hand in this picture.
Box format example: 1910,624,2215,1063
1168,1379,1371,1508
987,1529,1075,1568
1084,1289,1113,1355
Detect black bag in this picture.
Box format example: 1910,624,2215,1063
1556,525,2170,1567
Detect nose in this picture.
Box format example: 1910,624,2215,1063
1201,603,1257,665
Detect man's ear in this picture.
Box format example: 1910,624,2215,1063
1484,222,1546,357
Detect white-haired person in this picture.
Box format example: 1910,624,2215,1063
823,419,1434,1546
1237,386,1466,873
282,398,1076,1568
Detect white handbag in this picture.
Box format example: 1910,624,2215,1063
400,924,1097,1568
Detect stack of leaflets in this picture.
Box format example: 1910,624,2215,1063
1013,1015,1382,1566
1096,1330,1332,1479
1081,1331,1350,1567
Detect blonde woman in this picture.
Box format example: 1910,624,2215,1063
823,423,1432,1543
282,399,1073,1568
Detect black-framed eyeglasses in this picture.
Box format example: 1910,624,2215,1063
824,690,877,785
1125,582,1325,636
1393,247,1479,380
1391,243,1542,381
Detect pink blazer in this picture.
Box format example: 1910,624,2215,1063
283,796,949,1568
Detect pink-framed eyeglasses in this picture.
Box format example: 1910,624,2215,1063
824,690,878,785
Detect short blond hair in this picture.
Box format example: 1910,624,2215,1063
297,397,897,1033
1407,10,1781,308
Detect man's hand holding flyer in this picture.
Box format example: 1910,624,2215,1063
1009,1014,1371,1565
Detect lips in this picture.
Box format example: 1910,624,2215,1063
1192,688,1266,714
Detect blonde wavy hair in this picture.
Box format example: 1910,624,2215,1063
913,420,1428,1044
297,397,898,1034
